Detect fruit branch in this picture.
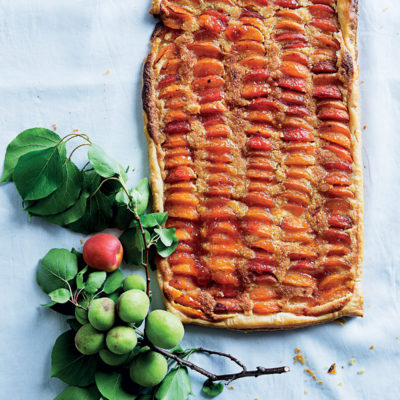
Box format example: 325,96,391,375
150,344,290,384
90,176,152,297
133,212,151,298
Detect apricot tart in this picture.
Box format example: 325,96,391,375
142,0,363,329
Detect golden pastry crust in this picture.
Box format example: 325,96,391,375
143,0,363,330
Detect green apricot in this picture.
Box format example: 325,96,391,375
75,307,89,325
145,310,184,349
75,324,104,355
106,326,137,355
117,289,149,325
129,351,168,387
88,298,115,331
123,274,146,292
99,349,130,366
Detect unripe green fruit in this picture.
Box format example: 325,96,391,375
145,310,184,349
88,298,115,331
123,274,146,292
75,324,104,355
99,349,130,366
117,289,149,325
106,326,137,355
75,307,89,325
129,351,168,387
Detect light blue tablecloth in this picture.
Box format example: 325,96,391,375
0,1,399,399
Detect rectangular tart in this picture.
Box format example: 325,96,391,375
142,0,363,329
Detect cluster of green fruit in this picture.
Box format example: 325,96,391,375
74,274,184,388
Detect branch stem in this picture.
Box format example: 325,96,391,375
150,344,289,383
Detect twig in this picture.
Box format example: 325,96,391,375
134,213,151,297
150,344,290,383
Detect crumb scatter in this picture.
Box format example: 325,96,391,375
328,363,337,375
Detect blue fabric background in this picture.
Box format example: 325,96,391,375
0,1,399,399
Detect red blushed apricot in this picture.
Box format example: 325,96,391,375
226,25,264,42
214,298,243,313
328,214,353,229
188,42,222,59
309,18,338,32
249,285,279,301
83,234,123,273
319,273,349,290
193,59,224,77
283,128,314,142
309,4,335,18
275,0,299,8
322,145,353,163
312,59,338,74
324,171,351,186
278,77,307,93
284,271,317,289
197,14,226,34
233,41,265,55
253,301,281,315
313,85,342,100
281,217,309,231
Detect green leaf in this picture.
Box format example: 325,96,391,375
115,188,129,206
202,380,224,398
43,191,90,226
112,204,135,231
103,269,124,294
120,227,145,265
76,266,88,290
49,288,71,304
51,330,97,386
0,127,63,183
37,249,78,294
155,236,178,258
82,169,101,194
85,271,106,294
27,160,82,216
41,301,56,307
67,191,113,234
13,146,64,200
95,371,135,400
156,228,176,247
156,367,192,400
131,178,149,215
88,144,120,178
140,212,168,228
55,385,101,400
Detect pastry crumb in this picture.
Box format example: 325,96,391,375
363,125,367,130
105,69,110,75
349,359,355,366
73,129,79,132
338,382,343,387
305,369,317,381
369,345,374,350
383,7,388,11
328,363,337,375
357,369,365,375
317,381,324,385
294,354,306,365
294,348,306,364
335,318,346,326
52,124,57,131
228,386,234,390
304,390,308,394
